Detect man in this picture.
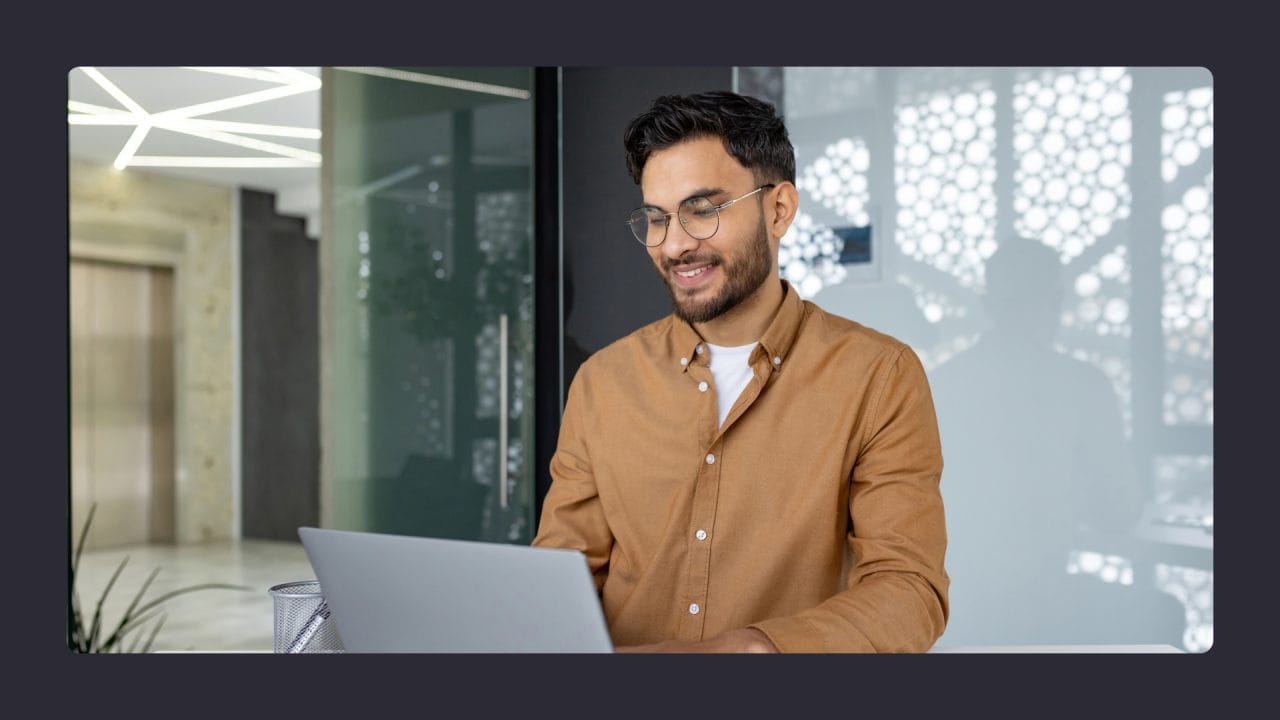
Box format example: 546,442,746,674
532,90,948,652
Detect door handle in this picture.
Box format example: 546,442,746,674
499,313,509,510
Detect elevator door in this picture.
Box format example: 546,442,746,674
70,258,175,549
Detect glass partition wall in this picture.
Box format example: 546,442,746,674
321,67,537,544
736,67,1213,651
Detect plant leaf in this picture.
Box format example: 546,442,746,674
126,619,145,653
88,555,129,652
106,579,250,648
129,583,251,620
71,502,96,581
69,587,83,651
68,503,96,651
115,606,164,641
64,500,251,652
99,566,161,651
140,613,167,654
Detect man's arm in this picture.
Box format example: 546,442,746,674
531,370,613,594
616,627,778,653
744,345,949,652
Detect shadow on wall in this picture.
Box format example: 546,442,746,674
929,237,1184,647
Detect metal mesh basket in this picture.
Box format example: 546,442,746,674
269,580,345,653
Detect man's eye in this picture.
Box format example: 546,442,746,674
683,199,716,215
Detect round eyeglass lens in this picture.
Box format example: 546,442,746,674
679,197,720,239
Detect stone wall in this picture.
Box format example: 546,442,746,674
70,159,237,542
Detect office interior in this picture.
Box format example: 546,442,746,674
68,66,1212,652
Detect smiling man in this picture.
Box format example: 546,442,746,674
532,90,949,652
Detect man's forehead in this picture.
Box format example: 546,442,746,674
639,136,749,202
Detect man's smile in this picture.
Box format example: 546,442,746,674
670,262,719,287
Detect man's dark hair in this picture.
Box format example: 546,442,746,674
623,90,795,186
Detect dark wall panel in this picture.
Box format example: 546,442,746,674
559,67,734,392
240,188,319,540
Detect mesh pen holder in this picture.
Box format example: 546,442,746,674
269,580,345,653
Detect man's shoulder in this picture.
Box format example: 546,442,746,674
575,314,676,380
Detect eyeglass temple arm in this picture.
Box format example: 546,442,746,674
715,183,776,211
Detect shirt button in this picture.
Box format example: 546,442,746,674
689,603,700,615
680,357,689,366
698,381,708,392
773,356,782,365
705,453,715,465
695,529,707,541
696,345,705,355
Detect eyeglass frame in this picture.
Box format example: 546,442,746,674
626,183,777,247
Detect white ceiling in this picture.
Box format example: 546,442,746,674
68,67,323,234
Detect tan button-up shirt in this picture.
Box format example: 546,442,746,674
533,280,948,652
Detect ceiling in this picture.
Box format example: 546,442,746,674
68,67,323,234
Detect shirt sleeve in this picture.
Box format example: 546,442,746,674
531,366,614,595
748,345,950,652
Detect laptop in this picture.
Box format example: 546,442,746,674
297,527,614,653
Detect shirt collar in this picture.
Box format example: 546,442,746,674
671,279,805,374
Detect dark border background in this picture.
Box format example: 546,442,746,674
19,0,1261,714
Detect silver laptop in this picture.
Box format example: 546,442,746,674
298,527,613,653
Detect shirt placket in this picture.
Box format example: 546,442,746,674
715,347,781,439
676,342,720,641
674,342,782,641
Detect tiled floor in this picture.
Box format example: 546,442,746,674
71,539,315,652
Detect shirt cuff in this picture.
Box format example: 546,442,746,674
747,616,843,653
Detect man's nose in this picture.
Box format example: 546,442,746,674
661,218,702,261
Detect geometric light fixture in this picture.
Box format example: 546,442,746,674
68,66,322,170
333,66,531,100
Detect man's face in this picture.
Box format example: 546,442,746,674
639,136,777,325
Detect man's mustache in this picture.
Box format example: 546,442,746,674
662,253,722,271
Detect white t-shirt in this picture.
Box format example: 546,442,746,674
706,341,759,428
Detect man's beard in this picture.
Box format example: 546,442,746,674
656,218,773,325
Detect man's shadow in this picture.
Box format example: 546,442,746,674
929,237,1185,647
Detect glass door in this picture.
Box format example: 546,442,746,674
322,67,536,544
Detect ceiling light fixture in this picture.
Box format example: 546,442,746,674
266,66,322,86
70,102,319,138
151,83,318,121
69,66,322,170
154,122,321,162
68,100,131,116
335,66,530,100
79,66,148,117
176,118,320,139
126,157,318,168
114,122,151,170
180,66,312,84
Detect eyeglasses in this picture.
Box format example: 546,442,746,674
626,184,776,247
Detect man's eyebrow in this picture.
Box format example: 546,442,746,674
641,187,725,211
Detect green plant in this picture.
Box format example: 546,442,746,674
68,504,251,653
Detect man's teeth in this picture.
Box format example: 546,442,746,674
676,266,709,278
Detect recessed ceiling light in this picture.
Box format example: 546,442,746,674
69,67,322,170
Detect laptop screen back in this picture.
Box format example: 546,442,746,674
298,527,613,653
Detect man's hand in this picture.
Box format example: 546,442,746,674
615,628,778,653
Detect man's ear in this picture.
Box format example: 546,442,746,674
768,182,799,240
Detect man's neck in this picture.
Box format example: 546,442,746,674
693,278,785,347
